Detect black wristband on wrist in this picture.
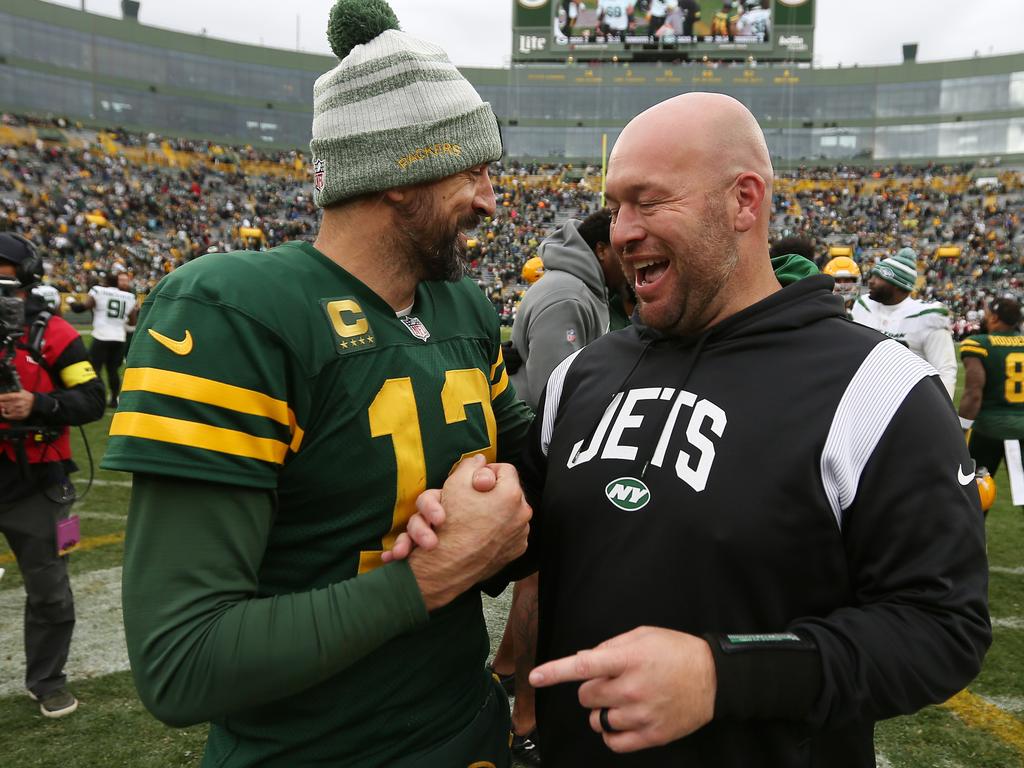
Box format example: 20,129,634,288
704,631,821,721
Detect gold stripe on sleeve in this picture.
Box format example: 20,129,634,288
490,368,509,400
489,347,505,382
489,347,510,399
110,412,289,464
121,367,303,448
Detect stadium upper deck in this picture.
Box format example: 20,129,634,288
1,0,1023,164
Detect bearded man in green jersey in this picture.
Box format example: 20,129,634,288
102,2,534,766
959,296,1024,481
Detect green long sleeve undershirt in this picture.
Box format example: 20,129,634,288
122,474,429,727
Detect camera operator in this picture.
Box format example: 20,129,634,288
0,233,105,719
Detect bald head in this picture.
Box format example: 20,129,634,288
612,93,773,201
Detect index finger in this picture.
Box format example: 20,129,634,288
529,647,627,688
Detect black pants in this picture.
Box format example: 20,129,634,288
392,676,511,768
89,339,126,400
0,481,76,697
969,431,1007,475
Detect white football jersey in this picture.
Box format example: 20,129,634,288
735,7,770,37
852,295,957,399
649,0,669,15
89,285,137,342
598,0,632,30
32,284,61,312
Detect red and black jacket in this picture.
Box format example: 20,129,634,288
0,297,105,498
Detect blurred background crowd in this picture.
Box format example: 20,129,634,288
2,112,1021,337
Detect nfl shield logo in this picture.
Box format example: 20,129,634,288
566,328,577,344
400,316,431,342
314,159,326,192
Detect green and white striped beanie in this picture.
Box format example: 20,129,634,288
871,247,918,291
310,0,502,208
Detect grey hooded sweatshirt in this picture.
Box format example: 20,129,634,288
510,219,610,410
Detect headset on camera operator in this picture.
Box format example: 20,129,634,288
0,232,105,719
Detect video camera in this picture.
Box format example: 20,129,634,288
0,277,25,394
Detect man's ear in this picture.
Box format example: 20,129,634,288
733,172,766,233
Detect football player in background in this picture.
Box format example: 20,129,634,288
71,271,138,408
31,279,62,314
676,0,702,37
852,247,957,399
710,1,737,38
959,296,1024,508
521,255,545,285
102,1,533,766
734,0,771,41
646,0,670,36
822,255,861,314
598,0,634,36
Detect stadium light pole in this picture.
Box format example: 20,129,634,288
600,133,608,207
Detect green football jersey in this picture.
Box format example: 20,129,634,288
960,332,1024,438
103,241,532,766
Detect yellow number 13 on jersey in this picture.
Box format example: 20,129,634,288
358,368,497,573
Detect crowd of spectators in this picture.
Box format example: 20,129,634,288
1,114,1021,331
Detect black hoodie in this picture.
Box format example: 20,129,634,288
521,275,990,767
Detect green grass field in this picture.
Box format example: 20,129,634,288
2,359,1024,767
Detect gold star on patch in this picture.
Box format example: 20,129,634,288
339,340,349,349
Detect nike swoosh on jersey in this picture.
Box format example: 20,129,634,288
148,328,194,355
958,465,975,486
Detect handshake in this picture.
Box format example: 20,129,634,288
383,454,532,611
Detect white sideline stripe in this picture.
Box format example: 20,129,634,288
991,616,1024,630
85,479,132,487
982,694,1024,714
0,566,129,697
991,566,1024,575
78,510,128,521
820,340,934,530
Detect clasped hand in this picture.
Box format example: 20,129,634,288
391,454,531,611
384,458,718,753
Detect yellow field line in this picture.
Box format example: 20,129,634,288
943,689,1024,753
0,532,125,566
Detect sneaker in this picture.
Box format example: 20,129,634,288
512,730,541,767
36,688,78,718
108,397,119,409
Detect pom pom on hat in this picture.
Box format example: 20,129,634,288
327,0,400,61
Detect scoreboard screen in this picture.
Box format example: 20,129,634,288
513,0,814,63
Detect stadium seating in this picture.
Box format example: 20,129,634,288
2,112,1021,333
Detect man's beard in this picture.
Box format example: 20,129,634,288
392,191,479,283
649,192,739,337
